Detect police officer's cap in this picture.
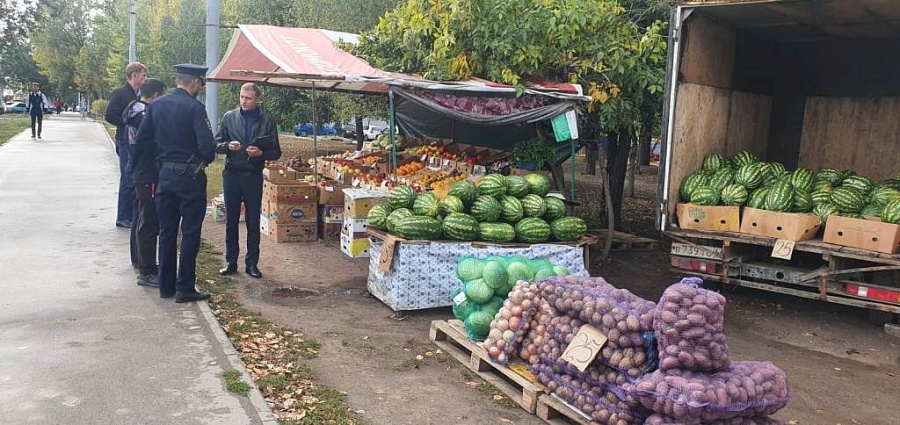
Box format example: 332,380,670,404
173,63,208,78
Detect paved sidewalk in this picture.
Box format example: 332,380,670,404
0,116,261,424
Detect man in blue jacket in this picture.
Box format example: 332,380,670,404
216,83,282,278
133,64,216,303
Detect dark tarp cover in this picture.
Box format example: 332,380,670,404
393,88,579,152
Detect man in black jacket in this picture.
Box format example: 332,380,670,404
216,83,282,278
105,61,148,231
124,78,167,287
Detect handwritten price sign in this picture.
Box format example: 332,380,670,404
559,324,608,372
771,239,796,260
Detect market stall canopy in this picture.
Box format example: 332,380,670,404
208,24,590,101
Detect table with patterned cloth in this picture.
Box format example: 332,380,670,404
366,234,591,311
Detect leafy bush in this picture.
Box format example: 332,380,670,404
91,99,109,117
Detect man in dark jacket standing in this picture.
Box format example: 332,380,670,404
216,83,282,278
105,61,148,230
125,78,167,287
133,63,216,303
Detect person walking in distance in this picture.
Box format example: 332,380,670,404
105,62,148,230
124,78,167,288
25,83,50,139
132,64,215,303
216,83,282,279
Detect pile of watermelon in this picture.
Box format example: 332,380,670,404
452,255,570,340
367,173,588,243
680,152,900,225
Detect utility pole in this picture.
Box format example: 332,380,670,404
128,0,136,62
205,0,220,131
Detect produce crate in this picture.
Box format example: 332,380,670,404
429,320,544,414
535,394,591,425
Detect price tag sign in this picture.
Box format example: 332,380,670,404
559,324,607,372
452,291,467,306
771,239,796,260
473,165,487,176
351,179,361,187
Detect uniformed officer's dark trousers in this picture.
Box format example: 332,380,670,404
116,138,134,223
156,165,206,295
131,183,159,276
223,169,263,268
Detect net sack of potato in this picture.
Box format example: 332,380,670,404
654,277,730,372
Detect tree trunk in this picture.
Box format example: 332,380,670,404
354,115,365,151
626,133,636,198
637,130,652,167
598,147,614,264
606,131,631,228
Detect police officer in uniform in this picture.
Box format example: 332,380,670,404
133,64,216,302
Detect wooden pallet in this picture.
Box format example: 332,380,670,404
587,229,659,252
536,394,592,425
429,319,544,413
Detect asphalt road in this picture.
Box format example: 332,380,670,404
0,114,260,424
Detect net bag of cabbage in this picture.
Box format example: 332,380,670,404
644,413,784,425
538,276,659,378
625,361,791,422
655,277,730,372
532,362,650,425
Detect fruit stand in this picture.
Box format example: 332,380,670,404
658,0,900,321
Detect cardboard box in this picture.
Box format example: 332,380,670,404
263,181,317,205
321,222,342,241
318,182,351,205
269,222,318,243
677,203,741,232
739,207,822,241
319,205,344,224
342,217,369,238
259,214,271,235
340,232,371,257
264,201,317,224
343,188,389,218
263,165,298,182
823,215,900,254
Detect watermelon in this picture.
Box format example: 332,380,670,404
790,168,815,192
732,151,759,168
481,261,509,290
841,175,872,195
471,195,502,222
860,203,884,218
720,184,749,206
747,188,769,209
515,218,552,243
476,174,508,198
386,208,413,233
811,187,832,205
812,203,839,225
389,185,416,209
523,173,551,197
478,222,516,243
457,257,485,282
703,153,729,172
505,175,530,198
521,194,547,218
816,169,843,186
874,179,900,191
543,197,567,220
550,217,587,241
680,173,708,201
442,213,480,241
690,187,719,206
499,196,525,224
812,179,833,192
448,180,477,206
830,186,865,213
768,162,786,176
367,204,392,230
439,195,465,215
465,310,494,339
412,192,440,217
764,181,794,212
708,167,734,192
506,262,534,285
869,187,900,206
791,190,813,213
393,216,442,240
734,163,764,190
882,199,900,224
841,212,865,220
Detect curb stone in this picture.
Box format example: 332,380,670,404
198,301,279,425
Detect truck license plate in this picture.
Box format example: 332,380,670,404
670,242,723,260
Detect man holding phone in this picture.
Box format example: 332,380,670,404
216,82,282,278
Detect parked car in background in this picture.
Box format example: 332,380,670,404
363,125,384,140
5,102,27,113
293,123,337,137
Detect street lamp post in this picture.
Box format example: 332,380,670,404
129,0,136,62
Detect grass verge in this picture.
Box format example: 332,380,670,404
196,242,360,424
222,369,251,396
0,116,31,146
